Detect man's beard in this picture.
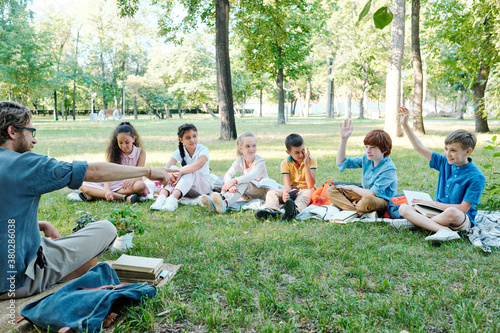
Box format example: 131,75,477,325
14,137,32,153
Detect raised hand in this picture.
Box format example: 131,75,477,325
340,119,353,140
399,106,410,127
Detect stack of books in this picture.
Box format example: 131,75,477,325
112,254,165,284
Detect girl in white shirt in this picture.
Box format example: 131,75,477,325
202,132,271,213
151,123,211,211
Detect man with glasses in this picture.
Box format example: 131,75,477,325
0,101,172,298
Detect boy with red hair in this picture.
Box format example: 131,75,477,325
326,119,398,216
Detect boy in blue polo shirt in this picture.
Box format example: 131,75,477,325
398,107,485,243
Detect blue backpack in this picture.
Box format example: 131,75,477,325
20,263,157,332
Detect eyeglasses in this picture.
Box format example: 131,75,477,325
22,127,36,137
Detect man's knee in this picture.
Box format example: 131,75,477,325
325,186,336,197
87,220,117,240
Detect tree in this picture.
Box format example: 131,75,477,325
411,0,425,134
0,0,52,104
117,0,237,140
235,0,318,124
384,0,405,138
422,0,498,132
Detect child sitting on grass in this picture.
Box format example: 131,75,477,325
325,119,398,217
255,133,316,221
201,132,271,213
79,122,147,203
398,106,485,243
150,123,211,211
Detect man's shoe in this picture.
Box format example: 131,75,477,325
359,211,378,221
201,194,216,212
255,208,281,220
425,229,460,243
150,195,167,210
161,196,178,211
282,199,298,221
211,192,227,214
390,219,418,230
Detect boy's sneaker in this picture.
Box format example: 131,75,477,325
282,199,298,221
425,229,460,243
211,192,227,214
359,211,378,221
255,208,281,220
389,219,418,230
150,195,167,210
201,194,216,212
161,196,178,211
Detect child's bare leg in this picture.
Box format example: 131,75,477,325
399,204,449,232
431,207,467,229
159,188,170,196
79,185,106,199
172,189,183,200
116,180,146,197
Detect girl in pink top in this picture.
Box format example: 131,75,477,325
79,122,147,203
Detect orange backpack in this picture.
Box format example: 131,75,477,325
310,180,334,206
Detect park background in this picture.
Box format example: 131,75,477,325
3,0,500,331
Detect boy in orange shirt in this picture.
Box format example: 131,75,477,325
255,134,316,221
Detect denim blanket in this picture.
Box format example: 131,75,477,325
20,263,157,332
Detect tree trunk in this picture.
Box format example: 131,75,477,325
202,103,218,119
305,77,311,117
259,88,263,117
165,104,170,119
134,95,138,119
326,57,335,118
472,64,489,133
61,88,66,120
347,92,352,118
434,96,437,113
100,52,107,110
54,90,58,121
216,0,237,140
411,0,425,134
277,67,285,124
458,92,466,120
72,28,80,121
384,0,405,138
359,88,365,119
296,88,303,118
178,102,182,119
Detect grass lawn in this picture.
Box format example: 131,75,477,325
33,115,500,332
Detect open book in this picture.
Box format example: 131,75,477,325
404,190,444,217
251,178,281,189
320,206,358,224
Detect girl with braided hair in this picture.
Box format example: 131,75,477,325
150,123,211,211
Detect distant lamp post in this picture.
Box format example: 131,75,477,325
119,80,126,116
89,90,97,121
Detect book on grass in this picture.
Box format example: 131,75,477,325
116,270,169,285
404,190,444,217
325,210,358,224
112,254,163,274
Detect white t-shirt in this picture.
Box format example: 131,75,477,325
171,143,210,178
224,155,268,184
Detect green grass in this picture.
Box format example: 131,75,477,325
33,115,500,332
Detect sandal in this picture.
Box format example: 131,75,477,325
124,194,138,204
79,192,93,202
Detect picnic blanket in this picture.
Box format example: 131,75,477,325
465,210,500,253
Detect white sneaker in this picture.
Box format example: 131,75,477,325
425,229,460,243
161,196,178,211
211,192,227,213
359,211,378,221
201,194,216,212
150,195,167,210
390,219,418,230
